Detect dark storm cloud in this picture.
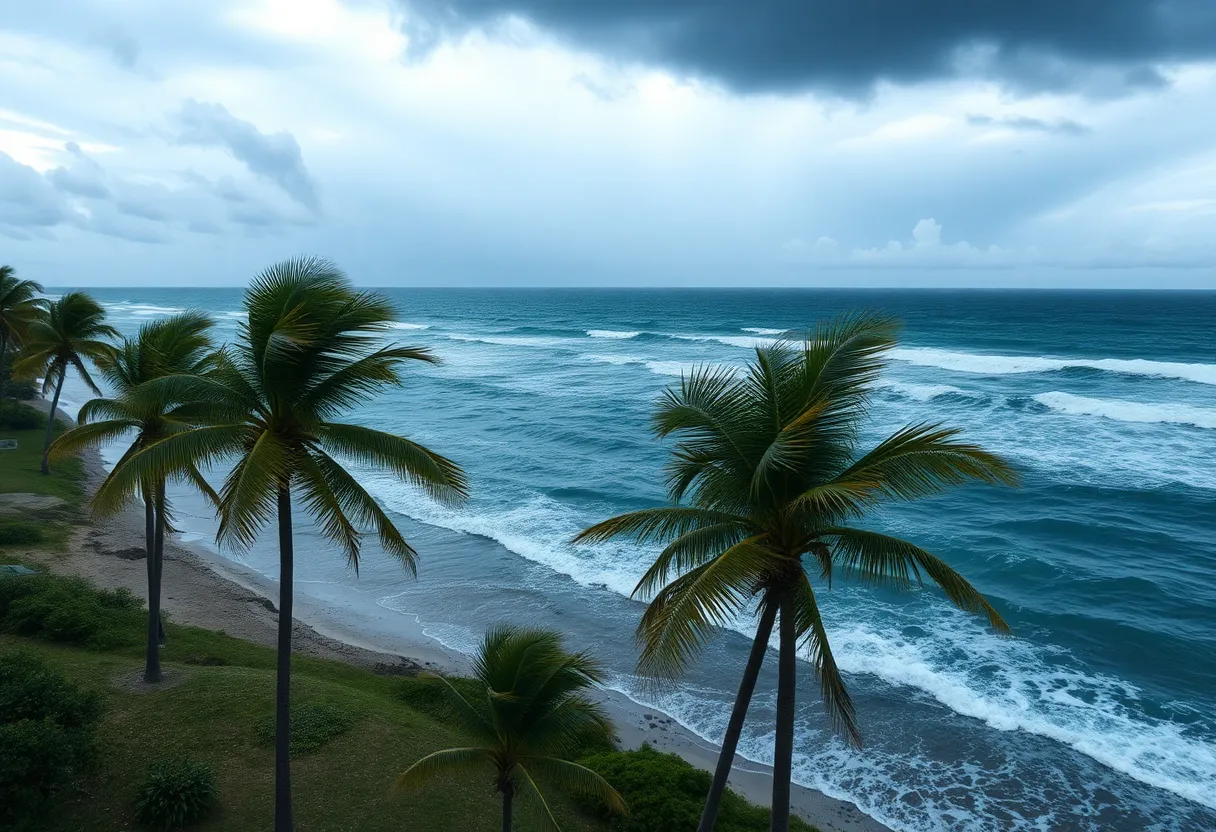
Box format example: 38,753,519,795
402,0,1216,95
176,100,320,211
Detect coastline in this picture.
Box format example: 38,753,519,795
21,416,891,832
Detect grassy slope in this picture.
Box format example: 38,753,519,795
6,627,609,832
0,424,85,502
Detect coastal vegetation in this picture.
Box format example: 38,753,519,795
398,625,626,832
12,292,117,474
80,257,471,831
50,312,219,683
1,261,1014,831
576,313,1017,832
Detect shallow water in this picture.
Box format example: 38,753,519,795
61,288,1216,832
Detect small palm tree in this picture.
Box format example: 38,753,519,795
398,626,626,832
95,257,468,832
50,312,218,683
13,292,117,473
576,314,1017,832
0,266,46,402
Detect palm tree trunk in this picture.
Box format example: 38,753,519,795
40,367,64,474
0,331,9,403
142,491,160,683
274,485,295,832
698,599,779,832
154,482,167,648
501,784,513,832
769,597,797,832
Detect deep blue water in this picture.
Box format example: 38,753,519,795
55,288,1216,832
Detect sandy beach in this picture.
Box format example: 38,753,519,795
6,420,892,832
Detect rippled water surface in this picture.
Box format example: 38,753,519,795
59,288,1216,832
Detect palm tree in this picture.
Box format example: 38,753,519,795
94,257,469,832
13,292,117,474
398,626,626,832
0,266,46,403
575,314,1017,832
50,312,218,683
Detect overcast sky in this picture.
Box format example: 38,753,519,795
2,0,1215,287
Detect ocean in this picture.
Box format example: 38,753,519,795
54,288,1216,832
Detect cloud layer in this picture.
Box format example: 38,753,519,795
403,0,1216,96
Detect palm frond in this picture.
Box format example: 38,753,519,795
636,540,776,678
824,527,1010,632
834,423,1019,501
789,573,860,746
522,756,627,815
319,422,469,505
395,747,490,791
48,419,138,461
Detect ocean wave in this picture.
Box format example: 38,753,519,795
587,329,641,339
447,333,569,349
388,322,430,330
891,348,1216,386
579,354,717,378
742,327,789,336
110,303,186,316
1034,392,1216,430
674,334,779,349
876,380,987,402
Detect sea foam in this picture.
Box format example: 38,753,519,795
891,348,1216,386
1035,392,1216,429
587,329,641,339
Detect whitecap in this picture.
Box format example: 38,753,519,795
447,333,568,349
388,322,430,330
876,380,986,402
587,329,641,339
891,348,1216,386
1034,392,1216,430
742,327,789,336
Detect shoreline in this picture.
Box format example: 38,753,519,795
20,408,891,832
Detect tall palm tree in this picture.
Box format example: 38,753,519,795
13,292,117,474
398,626,626,832
50,312,218,683
575,314,1017,832
0,266,46,403
94,257,469,832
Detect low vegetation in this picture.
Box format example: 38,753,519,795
578,745,817,832
0,650,103,831
135,758,219,831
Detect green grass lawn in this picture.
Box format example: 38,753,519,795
5,626,611,832
0,424,85,503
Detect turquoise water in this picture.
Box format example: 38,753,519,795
56,288,1216,832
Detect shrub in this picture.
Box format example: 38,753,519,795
134,758,217,831
257,701,356,754
0,573,143,649
0,522,45,546
0,401,45,430
577,744,818,832
0,651,102,830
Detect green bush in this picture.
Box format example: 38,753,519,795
578,744,817,832
257,701,356,754
0,651,103,830
0,573,143,649
0,352,38,402
134,758,218,831
0,401,45,430
0,522,45,546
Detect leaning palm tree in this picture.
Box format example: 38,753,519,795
0,266,45,403
13,292,117,474
398,626,626,832
50,312,218,683
94,257,468,832
575,314,1017,832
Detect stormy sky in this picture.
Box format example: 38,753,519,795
2,0,1215,286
